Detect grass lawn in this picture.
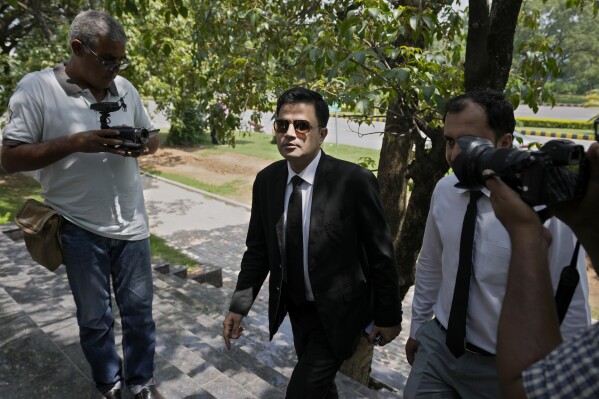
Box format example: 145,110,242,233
161,130,382,170
0,171,42,223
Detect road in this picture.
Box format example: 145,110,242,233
145,102,598,151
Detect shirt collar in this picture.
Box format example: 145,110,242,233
53,62,119,97
286,150,322,186
452,174,491,198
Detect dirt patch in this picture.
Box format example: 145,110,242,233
138,147,270,204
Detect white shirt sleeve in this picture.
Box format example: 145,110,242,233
410,190,444,338
2,78,44,144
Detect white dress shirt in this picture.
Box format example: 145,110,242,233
410,174,591,353
284,150,322,301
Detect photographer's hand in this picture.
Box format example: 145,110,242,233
483,171,550,243
70,129,124,154
484,171,560,399
1,129,125,173
550,142,599,267
140,134,160,156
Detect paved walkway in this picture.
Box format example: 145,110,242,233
142,172,413,392
0,172,412,398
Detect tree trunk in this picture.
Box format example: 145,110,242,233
378,99,449,299
465,0,523,91
340,338,374,386
345,0,526,389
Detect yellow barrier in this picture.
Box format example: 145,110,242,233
335,114,386,122
519,129,595,141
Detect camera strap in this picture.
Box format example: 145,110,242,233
554,241,581,325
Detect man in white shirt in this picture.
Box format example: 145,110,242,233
403,89,590,398
1,11,162,399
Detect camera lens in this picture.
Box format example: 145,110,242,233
452,136,531,188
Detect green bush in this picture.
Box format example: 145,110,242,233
553,94,587,105
585,90,599,108
516,117,594,130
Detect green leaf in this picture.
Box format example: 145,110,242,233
125,0,138,14
422,15,435,29
310,48,324,62
398,68,410,82
179,6,189,18
162,42,173,57
352,51,367,64
367,8,381,19
410,16,419,31
357,99,370,114
423,86,435,100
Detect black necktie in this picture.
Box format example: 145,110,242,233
446,190,483,358
286,176,305,305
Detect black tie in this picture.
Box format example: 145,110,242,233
286,175,305,305
446,190,483,358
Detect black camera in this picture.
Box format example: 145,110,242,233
452,135,588,206
90,100,151,151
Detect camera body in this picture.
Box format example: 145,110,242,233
90,101,149,150
452,136,588,206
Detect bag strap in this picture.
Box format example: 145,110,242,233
554,241,581,325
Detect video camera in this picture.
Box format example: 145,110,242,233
452,120,599,206
90,97,157,151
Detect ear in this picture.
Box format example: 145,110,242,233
497,132,513,148
71,39,85,56
319,127,328,144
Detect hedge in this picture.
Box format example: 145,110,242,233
515,117,596,130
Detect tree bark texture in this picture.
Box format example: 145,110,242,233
378,99,449,299
465,0,524,91
340,338,374,386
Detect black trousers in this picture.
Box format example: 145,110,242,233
286,300,343,399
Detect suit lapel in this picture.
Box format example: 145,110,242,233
309,153,329,256
273,163,287,277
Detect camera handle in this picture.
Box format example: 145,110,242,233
93,95,128,130
98,111,112,129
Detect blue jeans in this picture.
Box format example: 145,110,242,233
61,220,156,392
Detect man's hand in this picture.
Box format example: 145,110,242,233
483,171,546,238
370,323,401,346
69,129,124,154
551,142,599,232
405,337,419,366
223,312,245,350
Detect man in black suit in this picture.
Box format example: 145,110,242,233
222,87,402,398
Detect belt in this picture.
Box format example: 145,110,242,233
433,318,495,357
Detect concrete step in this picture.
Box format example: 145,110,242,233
0,223,403,398
151,270,399,398
0,227,235,398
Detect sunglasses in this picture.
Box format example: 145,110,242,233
273,119,318,136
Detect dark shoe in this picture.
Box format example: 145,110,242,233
102,388,122,399
134,385,165,399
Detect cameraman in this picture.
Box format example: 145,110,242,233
404,89,590,398
487,142,599,398
1,11,162,399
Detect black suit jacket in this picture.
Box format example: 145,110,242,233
229,152,402,359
